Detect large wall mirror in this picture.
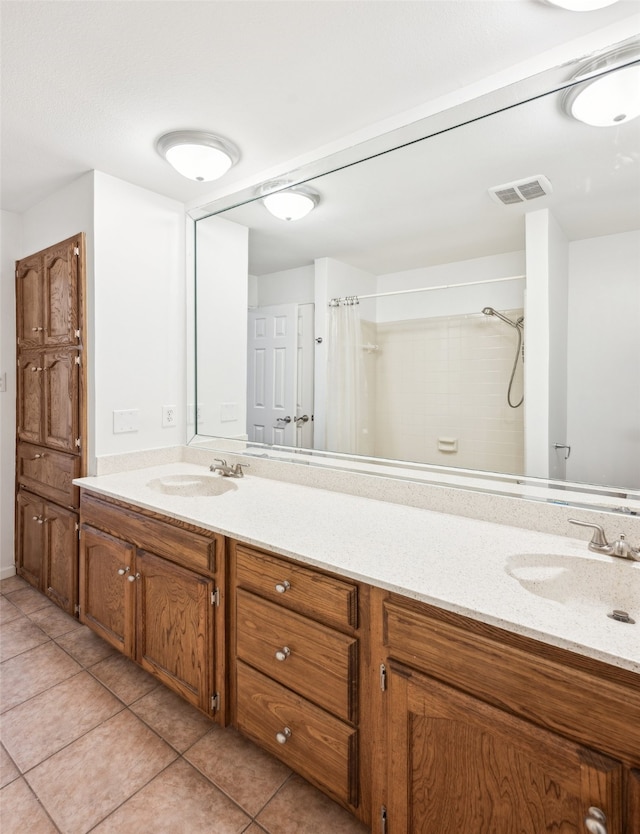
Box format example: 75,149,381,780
190,40,640,501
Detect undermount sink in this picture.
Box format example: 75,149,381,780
146,473,238,497
505,553,639,619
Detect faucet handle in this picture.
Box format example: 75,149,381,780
568,519,609,547
214,458,227,467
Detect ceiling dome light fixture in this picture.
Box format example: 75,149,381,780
260,181,320,221
561,45,640,127
542,0,620,10
156,130,240,182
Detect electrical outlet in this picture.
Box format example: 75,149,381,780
162,405,177,428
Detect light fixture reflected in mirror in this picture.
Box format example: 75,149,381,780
260,181,320,221
562,46,640,126
156,130,240,181
542,0,620,10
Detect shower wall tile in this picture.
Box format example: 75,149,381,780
374,310,524,474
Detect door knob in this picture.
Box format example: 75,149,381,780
294,414,309,426
276,416,292,424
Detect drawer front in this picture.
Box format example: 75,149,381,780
81,492,218,574
17,442,80,507
236,661,358,808
236,589,358,723
235,544,358,630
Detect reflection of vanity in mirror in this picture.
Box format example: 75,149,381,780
192,42,640,501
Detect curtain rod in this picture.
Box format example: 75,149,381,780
329,274,525,305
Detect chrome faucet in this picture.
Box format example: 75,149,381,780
209,459,249,478
569,519,640,562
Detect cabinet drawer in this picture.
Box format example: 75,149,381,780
17,442,80,507
236,589,358,724
81,492,218,574
235,544,358,630
236,661,358,808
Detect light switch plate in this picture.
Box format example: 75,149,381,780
113,409,139,433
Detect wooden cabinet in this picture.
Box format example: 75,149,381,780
79,493,225,718
14,234,86,614
231,541,368,820
376,593,640,834
16,490,78,614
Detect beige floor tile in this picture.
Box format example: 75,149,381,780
1,671,124,772
0,776,59,834
92,758,251,833
0,596,22,625
25,709,177,834
244,825,269,834
130,683,213,752
0,617,49,662
0,743,20,788
90,653,159,704
6,587,55,615
0,576,29,595
55,624,116,667
256,774,369,834
28,605,83,639
0,641,82,713
186,725,291,817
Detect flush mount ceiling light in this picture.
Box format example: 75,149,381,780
562,45,640,126
259,181,320,221
156,131,240,182
542,0,620,9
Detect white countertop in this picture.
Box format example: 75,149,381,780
75,463,640,675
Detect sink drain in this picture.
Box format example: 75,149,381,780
607,609,636,624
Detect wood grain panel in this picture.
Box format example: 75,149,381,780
43,238,80,347
384,598,640,766
17,442,80,507
15,490,45,589
16,256,44,349
236,661,358,808
44,504,78,615
236,589,358,723
235,543,358,630
81,492,217,574
43,349,80,453
17,353,44,445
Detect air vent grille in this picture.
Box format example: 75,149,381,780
489,175,553,206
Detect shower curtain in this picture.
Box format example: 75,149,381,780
325,299,369,455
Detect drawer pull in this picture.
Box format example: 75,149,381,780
127,572,141,582
32,515,44,524
31,453,47,460
274,646,291,662
275,727,292,745
585,807,608,834
117,566,131,576
275,580,291,594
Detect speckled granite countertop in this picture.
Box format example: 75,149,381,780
75,463,640,674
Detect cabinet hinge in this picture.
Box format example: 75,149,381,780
211,588,220,607
75,522,81,541
75,438,81,449
380,663,387,692
75,329,81,339
74,603,80,615
74,246,80,256
211,693,220,712
75,355,81,365
380,806,387,834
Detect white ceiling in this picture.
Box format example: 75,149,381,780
2,0,639,215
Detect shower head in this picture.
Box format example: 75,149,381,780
482,307,523,329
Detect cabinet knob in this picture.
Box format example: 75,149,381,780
32,515,44,524
275,727,292,745
31,453,47,460
585,807,608,834
31,326,43,332
117,566,131,576
275,580,291,594
31,366,43,372
275,646,291,662
127,573,140,582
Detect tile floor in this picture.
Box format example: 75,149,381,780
0,575,370,834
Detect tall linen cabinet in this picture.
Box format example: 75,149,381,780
14,233,87,614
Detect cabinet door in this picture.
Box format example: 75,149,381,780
17,354,44,445
43,350,80,453
43,504,78,615
16,491,45,589
16,255,44,349
135,550,214,714
43,238,80,347
387,661,623,834
79,525,135,656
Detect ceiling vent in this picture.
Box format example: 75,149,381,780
488,175,553,206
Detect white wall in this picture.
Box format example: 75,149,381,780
93,172,186,459
195,215,249,438
251,265,314,308
1,211,21,578
566,230,640,490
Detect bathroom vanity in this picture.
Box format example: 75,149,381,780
75,463,640,833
